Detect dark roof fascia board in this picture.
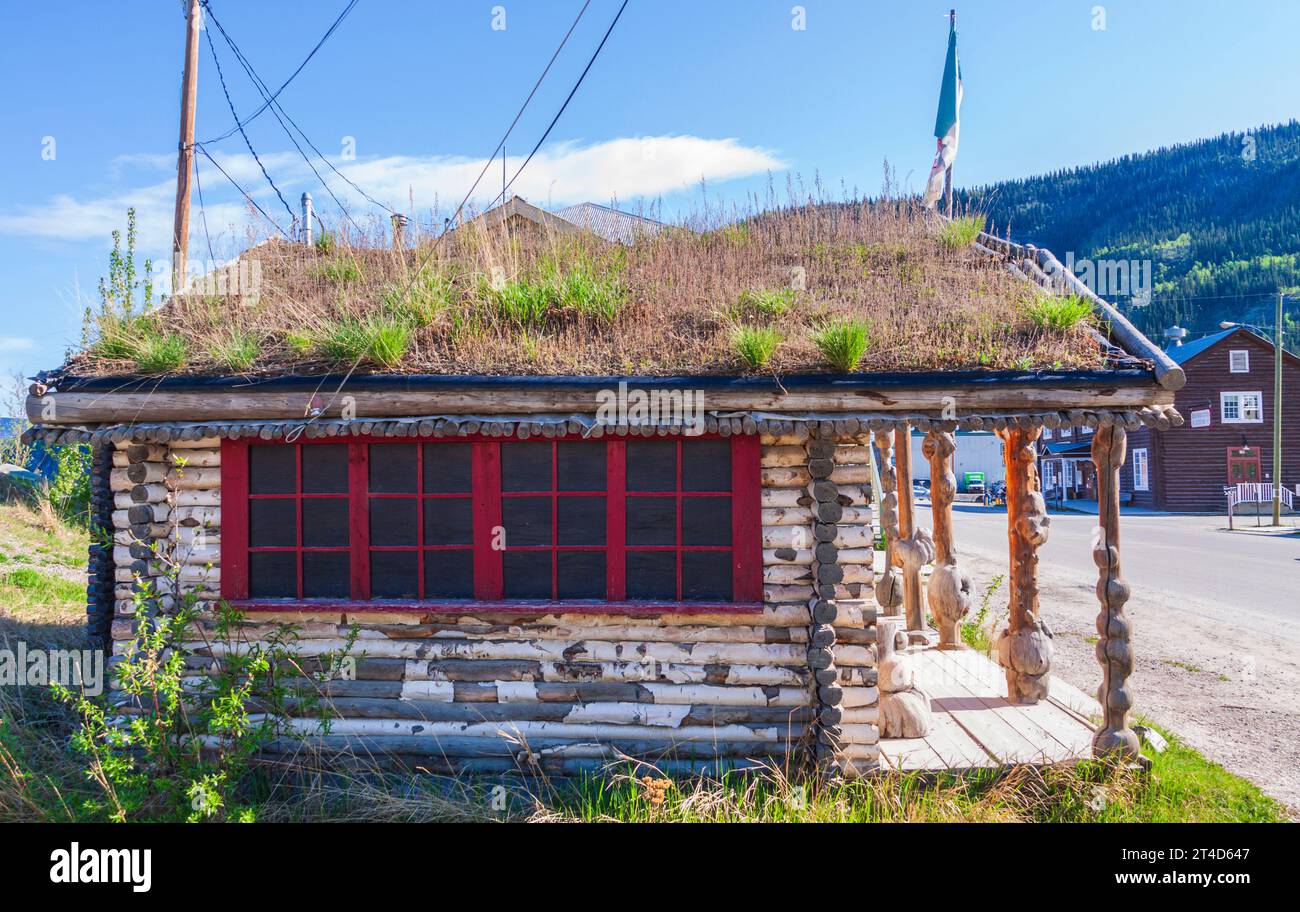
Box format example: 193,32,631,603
46,368,1159,396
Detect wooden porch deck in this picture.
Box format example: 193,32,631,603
878,646,1102,772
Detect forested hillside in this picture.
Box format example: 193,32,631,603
960,120,1300,353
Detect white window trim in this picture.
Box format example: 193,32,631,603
1042,428,1053,440
1229,349,1250,373
1133,448,1149,491
1221,391,1264,424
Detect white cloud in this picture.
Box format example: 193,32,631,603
0,136,784,250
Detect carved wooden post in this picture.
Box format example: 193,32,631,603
892,424,934,632
1091,425,1140,759
923,429,973,648
871,428,903,618
996,426,1053,704
876,617,932,738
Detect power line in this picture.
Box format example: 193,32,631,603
201,15,298,227
201,0,372,232
194,144,288,236
487,0,630,211
199,0,360,145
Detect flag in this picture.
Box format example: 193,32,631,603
923,19,963,209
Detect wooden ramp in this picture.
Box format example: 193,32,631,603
878,647,1101,772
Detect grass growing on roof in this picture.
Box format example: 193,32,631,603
812,318,872,371
1025,293,1094,331
316,315,411,368
939,213,986,250
731,325,783,369
69,200,1109,377
207,329,261,372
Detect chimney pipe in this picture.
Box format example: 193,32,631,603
391,213,409,251
300,192,314,245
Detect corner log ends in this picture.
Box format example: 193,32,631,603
996,426,1054,704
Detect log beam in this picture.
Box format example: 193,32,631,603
1091,425,1140,760
996,426,1053,704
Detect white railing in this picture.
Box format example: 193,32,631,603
1226,483,1295,511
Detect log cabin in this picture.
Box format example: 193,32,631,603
23,204,1184,777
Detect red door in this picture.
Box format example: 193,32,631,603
1226,447,1261,484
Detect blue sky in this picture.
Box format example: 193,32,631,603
1,0,1298,389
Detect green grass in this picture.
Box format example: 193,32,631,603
206,330,261,372
383,271,454,328
481,256,626,327
316,315,412,368
735,287,796,319
316,257,362,285
811,318,872,371
92,315,188,373
939,214,986,250
731,325,783,369
1025,293,1094,331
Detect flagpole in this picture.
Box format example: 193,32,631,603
944,9,956,218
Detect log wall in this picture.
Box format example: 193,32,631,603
106,430,882,776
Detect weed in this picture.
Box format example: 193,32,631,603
732,326,783,369
812,318,872,371
1025,294,1094,331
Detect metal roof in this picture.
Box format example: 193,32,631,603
554,201,667,244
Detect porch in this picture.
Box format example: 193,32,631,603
879,646,1100,771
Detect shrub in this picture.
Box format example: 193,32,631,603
812,318,872,371
939,214,986,250
317,257,362,285
732,326,782,369
1025,294,1093,331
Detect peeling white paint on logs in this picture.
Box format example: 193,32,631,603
398,681,454,702
274,717,788,742
763,548,814,566
495,681,540,703
562,703,692,727
840,686,880,708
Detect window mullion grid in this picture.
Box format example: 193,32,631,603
295,444,304,599
417,443,425,599
607,440,626,600
551,440,558,600
676,438,683,600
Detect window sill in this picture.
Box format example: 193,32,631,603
228,599,767,616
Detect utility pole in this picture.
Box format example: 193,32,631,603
1273,291,1285,525
944,8,956,218
172,0,202,296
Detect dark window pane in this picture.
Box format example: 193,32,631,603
249,445,296,494
423,497,473,546
424,549,474,598
557,441,606,491
627,551,677,600
370,551,418,598
627,440,677,492
502,441,553,492
369,498,417,546
502,496,552,547
302,552,350,598
503,551,552,599
626,496,676,546
424,443,471,493
682,551,733,601
302,445,349,494
682,496,731,546
250,499,297,548
557,496,606,545
682,440,731,492
250,552,297,598
369,444,417,493
302,499,349,547
557,551,605,599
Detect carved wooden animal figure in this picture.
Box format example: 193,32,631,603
876,618,931,738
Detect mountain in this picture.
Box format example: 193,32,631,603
959,120,1300,353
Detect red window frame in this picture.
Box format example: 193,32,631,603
222,434,762,613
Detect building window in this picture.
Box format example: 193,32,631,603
1221,391,1263,424
1059,426,1073,438
1229,350,1250,373
1133,448,1149,491
1042,428,1053,440
222,436,762,608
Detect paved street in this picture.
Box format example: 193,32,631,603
915,504,1300,812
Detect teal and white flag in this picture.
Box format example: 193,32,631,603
923,20,963,208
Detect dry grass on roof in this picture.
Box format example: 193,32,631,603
71,200,1107,378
